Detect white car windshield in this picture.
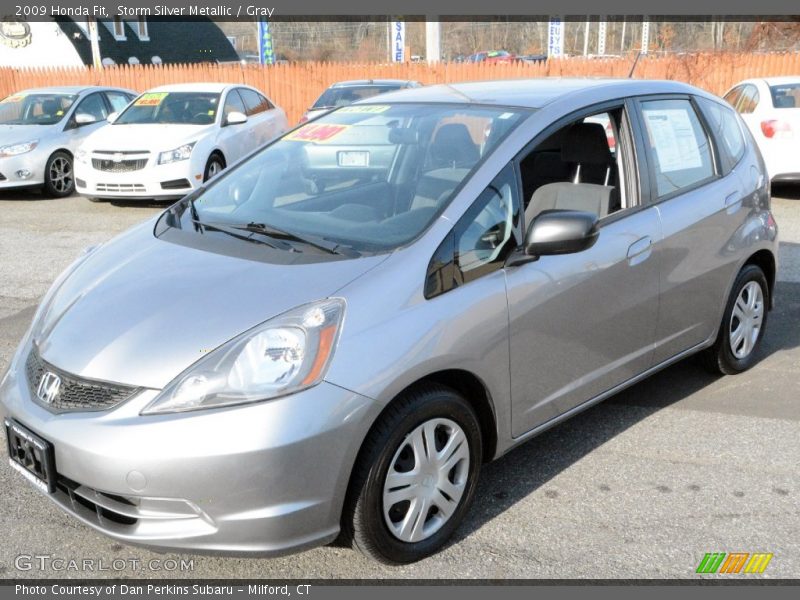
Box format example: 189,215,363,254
188,103,528,253
0,93,76,125
115,92,220,125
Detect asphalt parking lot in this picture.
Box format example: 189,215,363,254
0,188,798,579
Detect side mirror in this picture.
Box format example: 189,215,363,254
74,113,98,126
225,111,247,126
107,112,118,124
507,209,599,266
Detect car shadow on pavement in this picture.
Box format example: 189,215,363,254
0,189,52,202
447,279,800,547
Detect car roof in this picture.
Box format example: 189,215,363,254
760,76,800,86
14,86,126,95
365,78,704,109
146,83,235,93
330,79,416,88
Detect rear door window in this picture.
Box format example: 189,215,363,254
639,98,716,198
723,86,743,108
736,85,760,114
239,89,271,116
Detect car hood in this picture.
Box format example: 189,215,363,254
0,123,56,145
84,123,214,152
34,219,387,389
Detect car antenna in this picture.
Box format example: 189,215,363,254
628,52,642,78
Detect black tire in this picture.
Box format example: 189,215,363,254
203,153,225,183
43,151,75,197
342,384,482,564
702,264,769,375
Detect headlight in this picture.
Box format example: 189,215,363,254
75,147,88,163
158,142,196,165
142,298,346,415
0,140,38,157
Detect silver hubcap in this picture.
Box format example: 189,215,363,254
207,161,222,179
383,418,470,543
49,157,73,193
729,281,764,360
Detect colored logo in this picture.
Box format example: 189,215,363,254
696,552,773,574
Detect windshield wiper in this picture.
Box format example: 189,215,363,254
193,220,294,251
237,222,361,257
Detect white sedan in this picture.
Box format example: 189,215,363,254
723,77,800,183
75,83,288,201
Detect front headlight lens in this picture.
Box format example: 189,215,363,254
158,142,196,165
142,298,345,415
0,140,38,157
75,147,88,163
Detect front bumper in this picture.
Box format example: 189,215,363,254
74,157,200,200
0,343,377,555
0,152,46,189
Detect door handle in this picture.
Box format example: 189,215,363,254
627,236,652,265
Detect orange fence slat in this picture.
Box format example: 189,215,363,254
1,52,799,124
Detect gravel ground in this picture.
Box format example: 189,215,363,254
0,189,798,579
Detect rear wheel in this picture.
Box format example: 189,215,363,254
342,384,482,564
43,151,74,197
703,264,769,375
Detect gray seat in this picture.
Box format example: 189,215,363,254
525,122,615,225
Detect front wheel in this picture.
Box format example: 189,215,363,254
203,154,225,182
342,384,482,564
43,151,74,197
703,264,769,375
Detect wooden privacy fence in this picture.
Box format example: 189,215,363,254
1,52,799,124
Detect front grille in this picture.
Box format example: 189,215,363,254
25,347,138,413
96,183,146,193
92,158,148,173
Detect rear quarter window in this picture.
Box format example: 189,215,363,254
698,97,746,169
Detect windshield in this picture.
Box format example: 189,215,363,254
0,93,76,125
770,83,800,109
312,86,403,109
186,103,527,254
116,92,220,125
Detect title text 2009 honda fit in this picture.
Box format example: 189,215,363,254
1,80,778,564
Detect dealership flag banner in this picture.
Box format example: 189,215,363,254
258,20,275,65
392,20,406,62
548,18,564,58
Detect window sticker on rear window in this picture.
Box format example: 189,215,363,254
337,105,391,114
285,123,350,143
643,109,703,173
1,94,25,103
135,92,169,107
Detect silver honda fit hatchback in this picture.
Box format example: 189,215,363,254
1,79,778,564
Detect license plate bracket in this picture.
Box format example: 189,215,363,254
5,419,56,493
